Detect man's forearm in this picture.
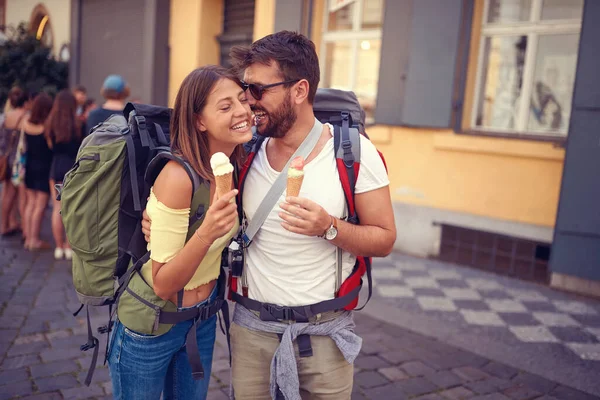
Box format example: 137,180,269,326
328,218,395,257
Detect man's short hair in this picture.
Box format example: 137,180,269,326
230,31,320,104
73,85,87,94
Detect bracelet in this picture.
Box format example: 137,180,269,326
195,230,212,247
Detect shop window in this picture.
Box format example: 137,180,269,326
321,0,384,124
472,0,583,138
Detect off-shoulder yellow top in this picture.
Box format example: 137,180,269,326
140,188,238,290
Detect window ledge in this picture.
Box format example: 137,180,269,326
461,129,567,144
434,133,565,161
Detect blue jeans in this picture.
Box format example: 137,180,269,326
108,288,218,400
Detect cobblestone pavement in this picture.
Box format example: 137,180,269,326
1,229,599,399
372,255,600,361
366,253,600,397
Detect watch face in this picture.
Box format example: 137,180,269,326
325,227,338,240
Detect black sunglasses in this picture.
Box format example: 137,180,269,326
241,79,300,100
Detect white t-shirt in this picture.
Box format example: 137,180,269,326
242,124,389,306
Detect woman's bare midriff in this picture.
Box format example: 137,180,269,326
169,279,217,308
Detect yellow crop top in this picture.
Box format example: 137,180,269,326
140,188,239,291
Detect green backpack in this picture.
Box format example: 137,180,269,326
59,103,229,385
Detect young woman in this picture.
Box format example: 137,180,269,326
45,90,83,259
0,87,28,237
21,93,54,250
108,65,252,400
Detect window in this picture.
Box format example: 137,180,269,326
472,0,583,137
30,5,53,49
321,0,384,124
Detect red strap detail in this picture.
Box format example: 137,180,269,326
229,275,238,301
337,256,368,310
336,158,356,217
237,152,255,200
377,150,388,172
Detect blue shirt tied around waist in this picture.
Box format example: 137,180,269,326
232,304,362,400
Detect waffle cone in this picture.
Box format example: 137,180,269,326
287,175,304,197
214,172,232,198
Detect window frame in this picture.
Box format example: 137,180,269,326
0,0,6,31
319,0,383,122
469,0,582,140
29,4,54,50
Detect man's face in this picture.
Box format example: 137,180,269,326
74,90,87,106
243,62,297,138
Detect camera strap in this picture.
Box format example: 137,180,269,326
241,117,323,247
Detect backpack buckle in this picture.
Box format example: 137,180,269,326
80,341,97,352
341,111,350,121
198,307,209,320
347,215,359,225
135,115,147,131
261,304,294,321
97,321,114,334
241,232,252,248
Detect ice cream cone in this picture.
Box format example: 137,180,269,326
287,156,305,197
215,172,232,199
287,174,304,197
210,152,234,199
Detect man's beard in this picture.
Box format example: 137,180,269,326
253,96,297,139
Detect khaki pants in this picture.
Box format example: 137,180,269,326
230,318,354,400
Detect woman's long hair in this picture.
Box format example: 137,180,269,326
45,89,81,145
170,65,246,181
28,93,53,125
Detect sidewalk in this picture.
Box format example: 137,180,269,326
0,225,598,399
365,253,600,397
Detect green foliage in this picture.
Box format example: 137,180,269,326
0,22,68,107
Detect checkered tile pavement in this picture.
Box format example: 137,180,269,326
372,255,600,362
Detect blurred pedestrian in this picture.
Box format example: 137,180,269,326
82,98,97,120
46,89,83,260
85,75,129,135
73,85,87,116
0,87,28,237
80,98,97,137
21,93,53,251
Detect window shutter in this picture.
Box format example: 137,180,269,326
374,0,413,126
218,0,255,68
571,1,600,110
551,2,600,281
401,0,465,128
375,0,471,128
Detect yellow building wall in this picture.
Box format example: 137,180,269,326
5,0,71,56
253,0,275,41
368,127,564,227
168,0,224,107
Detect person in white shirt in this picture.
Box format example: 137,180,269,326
228,31,396,400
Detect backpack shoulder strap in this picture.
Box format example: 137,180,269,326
145,150,202,192
144,150,208,309
333,113,361,224
332,113,374,311
237,129,266,223
145,150,205,225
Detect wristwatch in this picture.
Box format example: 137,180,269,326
322,216,338,241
